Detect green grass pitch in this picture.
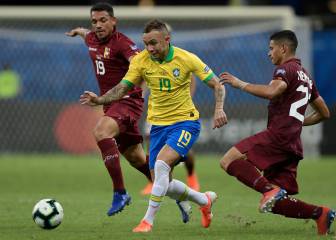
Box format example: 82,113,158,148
0,154,335,240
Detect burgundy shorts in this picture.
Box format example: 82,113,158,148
235,129,301,195
104,97,144,154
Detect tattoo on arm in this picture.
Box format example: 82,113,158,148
97,83,130,105
207,77,225,109
215,84,225,109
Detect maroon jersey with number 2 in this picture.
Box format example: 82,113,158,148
85,30,144,153
235,58,320,194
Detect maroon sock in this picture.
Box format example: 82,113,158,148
226,159,273,193
97,138,125,191
272,196,322,219
134,155,152,181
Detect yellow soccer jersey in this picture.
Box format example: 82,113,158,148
122,45,214,125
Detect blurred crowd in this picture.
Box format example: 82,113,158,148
1,0,335,15
1,0,335,28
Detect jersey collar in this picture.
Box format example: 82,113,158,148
151,44,174,64
164,44,174,62
283,57,301,65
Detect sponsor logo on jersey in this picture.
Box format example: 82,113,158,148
145,70,153,75
89,47,97,52
173,68,180,77
177,143,185,148
104,47,110,58
204,65,210,73
130,44,138,51
276,68,286,75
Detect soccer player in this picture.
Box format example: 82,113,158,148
141,77,200,195
219,30,335,235
140,22,200,195
79,19,228,232
65,2,152,216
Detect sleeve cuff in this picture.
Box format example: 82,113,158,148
202,72,215,84
121,79,134,88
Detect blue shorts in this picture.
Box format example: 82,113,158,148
149,120,201,169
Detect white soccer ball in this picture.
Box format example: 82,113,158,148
32,199,64,229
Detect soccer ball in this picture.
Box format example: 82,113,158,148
32,199,64,229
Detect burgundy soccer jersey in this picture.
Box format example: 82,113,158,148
85,31,142,98
267,58,320,157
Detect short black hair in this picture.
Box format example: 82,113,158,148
143,19,169,34
90,2,114,17
270,30,298,53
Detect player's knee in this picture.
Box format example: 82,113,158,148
93,117,119,141
220,157,231,171
93,124,114,141
127,154,145,167
93,125,106,141
220,154,240,171
220,147,246,171
124,146,146,167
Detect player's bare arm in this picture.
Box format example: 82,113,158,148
219,72,287,100
303,96,330,126
80,82,131,106
65,27,90,39
206,76,228,129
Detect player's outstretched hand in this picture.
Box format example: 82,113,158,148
65,28,79,37
219,72,247,90
213,109,228,129
219,72,239,88
79,91,99,106
65,27,88,37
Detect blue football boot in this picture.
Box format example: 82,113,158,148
176,200,192,223
107,192,132,216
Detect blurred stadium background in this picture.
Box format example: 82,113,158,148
0,3,335,156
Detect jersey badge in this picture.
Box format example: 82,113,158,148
103,47,110,58
276,68,286,75
173,68,180,77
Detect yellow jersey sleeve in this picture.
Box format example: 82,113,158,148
188,53,214,84
121,55,142,87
